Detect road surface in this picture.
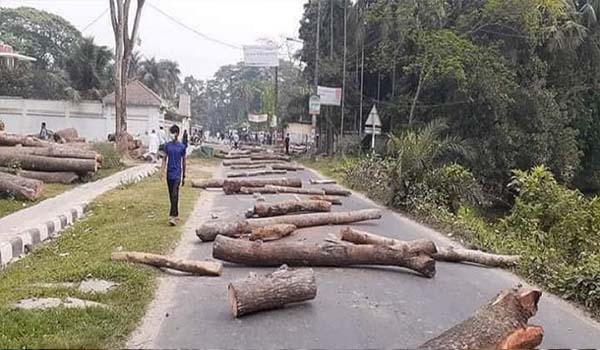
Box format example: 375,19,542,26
129,163,600,349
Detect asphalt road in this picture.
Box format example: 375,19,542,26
130,163,600,349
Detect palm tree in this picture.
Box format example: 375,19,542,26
136,57,181,100
128,51,142,80
65,36,113,99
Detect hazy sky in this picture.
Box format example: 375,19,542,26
0,0,307,80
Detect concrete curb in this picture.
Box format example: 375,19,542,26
0,166,157,268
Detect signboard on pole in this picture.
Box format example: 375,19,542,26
364,126,381,135
309,95,321,115
364,105,382,149
243,45,279,67
248,113,269,123
317,86,342,106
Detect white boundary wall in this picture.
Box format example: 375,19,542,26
0,96,163,141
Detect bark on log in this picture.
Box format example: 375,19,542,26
223,178,302,195
309,195,342,205
419,287,543,350
339,228,519,267
196,209,382,241
310,179,337,185
271,164,305,171
223,159,286,166
249,224,297,241
18,170,79,184
213,235,436,278
54,128,79,142
265,185,352,197
340,227,437,255
250,154,291,162
0,153,97,174
0,172,44,201
191,178,225,189
231,164,267,170
228,266,317,317
0,146,99,161
0,133,47,147
111,251,223,276
239,186,278,194
253,200,331,217
227,169,287,178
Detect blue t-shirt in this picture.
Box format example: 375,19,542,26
165,141,186,180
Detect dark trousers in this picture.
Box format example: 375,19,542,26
167,178,181,217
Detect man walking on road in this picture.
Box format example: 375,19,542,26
162,125,186,226
284,133,291,155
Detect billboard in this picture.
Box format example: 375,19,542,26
248,113,269,123
317,86,342,106
243,45,279,67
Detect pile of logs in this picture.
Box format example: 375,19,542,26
0,132,102,200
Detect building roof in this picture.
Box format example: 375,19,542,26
0,42,36,62
102,80,162,107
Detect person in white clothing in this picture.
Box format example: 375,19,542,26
148,129,160,163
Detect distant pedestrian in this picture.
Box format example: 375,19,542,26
182,129,189,149
233,133,240,149
39,122,49,140
158,126,167,152
148,129,160,163
284,133,290,155
162,125,187,226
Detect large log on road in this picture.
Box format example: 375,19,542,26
231,164,267,170
340,227,437,255
249,224,297,241
111,251,222,276
196,209,382,241
213,235,436,278
0,146,99,161
252,200,331,217
0,133,46,147
265,185,352,196
309,195,342,205
271,164,304,171
250,154,291,162
192,178,225,189
0,153,97,174
18,170,79,184
223,159,286,167
0,172,44,201
228,266,317,317
223,178,302,194
227,169,287,178
419,287,543,350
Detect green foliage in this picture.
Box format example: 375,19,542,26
65,37,113,100
91,143,122,170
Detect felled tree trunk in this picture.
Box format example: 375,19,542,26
250,154,291,162
18,170,79,184
340,227,437,255
309,195,342,205
228,266,317,317
239,186,279,194
249,224,297,241
265,185,352,197
223,159,285,166
231,164,267,170
252,200,331,217
0,133,47,147
0,153,97,174
271,164,305,171
197,209,382,242
111,251,223,276
419,288,543,350
227,169,287,178
223,178,302,195
0,146,99,161
0,172,44,201
310,179,337,185
191,178,225,189
339,228,519,267
213,235,436,278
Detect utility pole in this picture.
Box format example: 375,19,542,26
274,66,278,126
314,0,321,150
329,0,334,58
359,25,365,137
340,0,347,137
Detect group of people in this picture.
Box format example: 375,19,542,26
147,126,191,163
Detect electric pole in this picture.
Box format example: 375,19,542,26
341,0,347,137
359,22,365,138
314,0,321,150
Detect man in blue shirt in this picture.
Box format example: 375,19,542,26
162,125,187,226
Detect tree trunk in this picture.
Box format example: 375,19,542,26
0,146,100,161
419,288,543,350
0,133,47,147
191,178,225,189
196,209,382,242
223,159,286,166
239,186,279,194
309,195,342,205
227,169,287,178
228,266,317,317
111,251,222,276
265,185,351,197
310,179,337,185
249,224,297,241
18,170,79,184
0,172,44,201
250,154,291,162
271,164,305,171
213,235,436,278
223,178,302,195
252,200,331,217
0,153,97,174
231,164,267,170
340,227,437,255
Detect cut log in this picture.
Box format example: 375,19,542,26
18,170,79,184
309,195,342,205
253,200,331,217
239,186,278,194
223,159,286,166
0,172,44,201
419,287,543,350
339,228,520,267
0,153,97,174
191,178,225,189
223,178,302,195
309,179,337,185
249,224,297,241
340,227,437,255
54,128,79,142
213,235,436,278
0,133,47,147
197,209,382,241
250,154,291,162
0,146,99,161
227,169,287,178
265,185,352,197
111,251,222,276
231,164,267,170
271,164,305,171
228,266,317,317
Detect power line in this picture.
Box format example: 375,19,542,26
82,8,108,32
146,1,242,50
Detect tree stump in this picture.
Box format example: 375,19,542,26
419,287,543,350
228,266,317,317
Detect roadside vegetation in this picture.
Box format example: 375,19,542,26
0,159,209,348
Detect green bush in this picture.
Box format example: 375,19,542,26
337,135,363,156
337,154,394,204
92,142,122,169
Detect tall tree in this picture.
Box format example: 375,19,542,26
65,37,113,100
